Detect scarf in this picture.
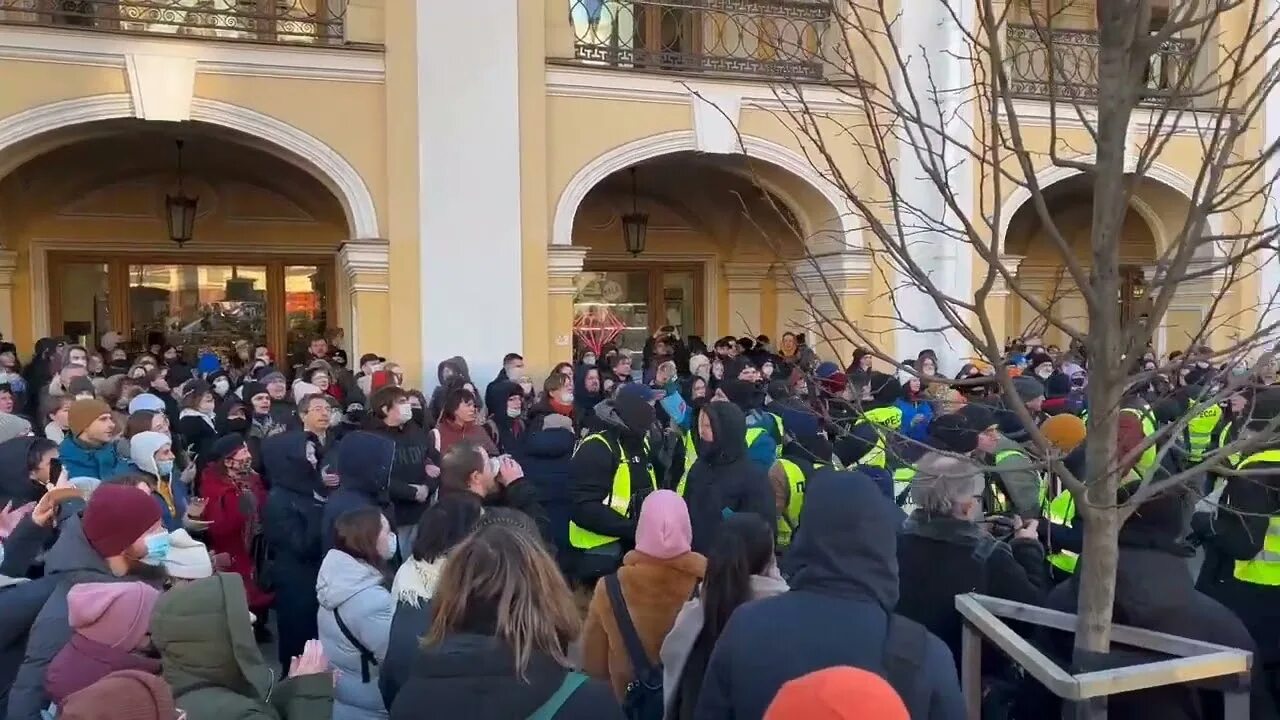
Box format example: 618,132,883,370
391,556,446,609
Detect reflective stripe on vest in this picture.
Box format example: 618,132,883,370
993,447,1049,507
685,424,777,470
568,434,656,551
1121,406,1158,477
1186,404,1223,463
854,406,903,468
1045,490,1078,574
892,465,916,511
1220,424,1241,468
1232,450,1280,586
776,459,806,548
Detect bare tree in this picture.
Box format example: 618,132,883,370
710,0,1280,709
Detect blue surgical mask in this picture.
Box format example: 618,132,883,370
156,460,174,478
141,532,170,566
380,533,398,561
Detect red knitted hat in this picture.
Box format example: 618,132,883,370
764,667,910,720
82,485,162,559
60,670,175,720
371,369,397,393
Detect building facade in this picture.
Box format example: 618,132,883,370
0,0,1265,384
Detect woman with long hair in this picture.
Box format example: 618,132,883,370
389,523,623,719
660,513,786,719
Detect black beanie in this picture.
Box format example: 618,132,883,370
927,413,978,454
612,390,655,436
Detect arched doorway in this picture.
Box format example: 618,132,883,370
568,151,838,357
0,120,350,360
1002,174,1161,350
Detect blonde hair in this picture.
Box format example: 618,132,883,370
425,522,580,676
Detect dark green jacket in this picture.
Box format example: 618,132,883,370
151,573,333,720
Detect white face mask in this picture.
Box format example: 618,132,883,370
582,355,596,366
329,409,344,427
395,402,413,423
1036,366,1053,380
213,378,230,394
560,391,574,403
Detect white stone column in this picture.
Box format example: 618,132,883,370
789,251,872,361
891,0,977,374
418,0,523,384
547,246,588,354
0,250,16,342
722,262,772,338
338,239,389,361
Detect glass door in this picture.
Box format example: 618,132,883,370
573,263,703,356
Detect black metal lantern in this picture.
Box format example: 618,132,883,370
621,166,647,256
165,139,198,247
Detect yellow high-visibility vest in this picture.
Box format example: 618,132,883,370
568,434,656,551
1121,406,1158,478
776,459,807,548
1231,450,1280,586
1045,490,1078,574
853,406,903,468
1186,403,1223,463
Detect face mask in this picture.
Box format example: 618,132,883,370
229,459,252,476
396,402,413,422
141,532,170,566
329,409,344,427
130,369,146,379
560,391,574,403
412,408,425,426
507,407,522,418
156,459,174,477
1036,367,1053,380
212,378,230,394
582,355,596,366
380,532,398,560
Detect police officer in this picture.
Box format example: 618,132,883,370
1193,387,1280,705
567,383,660,583
848,372,904,469
772,421,833,550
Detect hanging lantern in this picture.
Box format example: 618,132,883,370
621,166,648,256
165,139,198,247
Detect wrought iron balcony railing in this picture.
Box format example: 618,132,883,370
1004,24,1196,106
566,0,831,81
0,0,345,45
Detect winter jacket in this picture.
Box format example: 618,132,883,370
1051,505,1267,720
261,432,326,669
572,366,606,433
895,396,935,444
693,470,964,720
985,434,1045,519
316,549,394,720
151,573,334,720
128,431,189,532
367,419,433,528
388,633,623,720
380,561,438,711
199,463,272,611
518,410,576,562
177,409,220,470
58,436,130,483
583,550,706,700
427,356,471,422
5,516,159,720
44,632,161,705
661,571,788,719
0,512,52,579
1194,444,1280,665
320,431,395,553
682,402,777,554
896,512,1048,672
568,401,657,549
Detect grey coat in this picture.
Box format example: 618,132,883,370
317,549,394,720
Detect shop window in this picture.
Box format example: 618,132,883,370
129,264,268,353
56,263,110,347
285,265,329,363
573,265,702,356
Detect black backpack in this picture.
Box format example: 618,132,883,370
604,573,664,720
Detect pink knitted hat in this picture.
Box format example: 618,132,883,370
634,490,692,560
67,582,161,650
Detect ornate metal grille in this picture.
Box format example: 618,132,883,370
567,0,830,81
0,0,346,44
1005,24,1196,106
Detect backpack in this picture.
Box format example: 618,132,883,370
604,574,664,720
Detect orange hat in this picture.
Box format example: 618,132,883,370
764,667,909,720
1040,413,1086,453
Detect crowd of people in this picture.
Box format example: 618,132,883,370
0,327,1273,719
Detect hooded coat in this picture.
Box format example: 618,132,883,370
388,634,623,720
572,366,605,434
5,516,161,720
683,402,777,554
59,436,131,483
367,416,433,529
151,573,334,720
693,470,964,720
520,404,577,564
714,379,778,469
0,437,43,511
199,460,271,612
320,431,395,553
428,356,471,422
316,549,394,720
128,431,188,532
486,380,527,455
568,397,657,550
261,431,327,669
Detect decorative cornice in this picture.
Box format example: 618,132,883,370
996,99,1223,137
339,238,389,292
0,26,385,83
0,249,17,287
721,261,775,280
0,94,380,240
546,246,588,277
788,251,871,296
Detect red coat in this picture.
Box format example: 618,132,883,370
199,464,274,610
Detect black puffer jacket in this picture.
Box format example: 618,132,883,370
568,398,656,546
0,437,43,511
683,402,777,553
388,633,623,720
320,431,395,552
429,356,471,422
367,418,434,528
